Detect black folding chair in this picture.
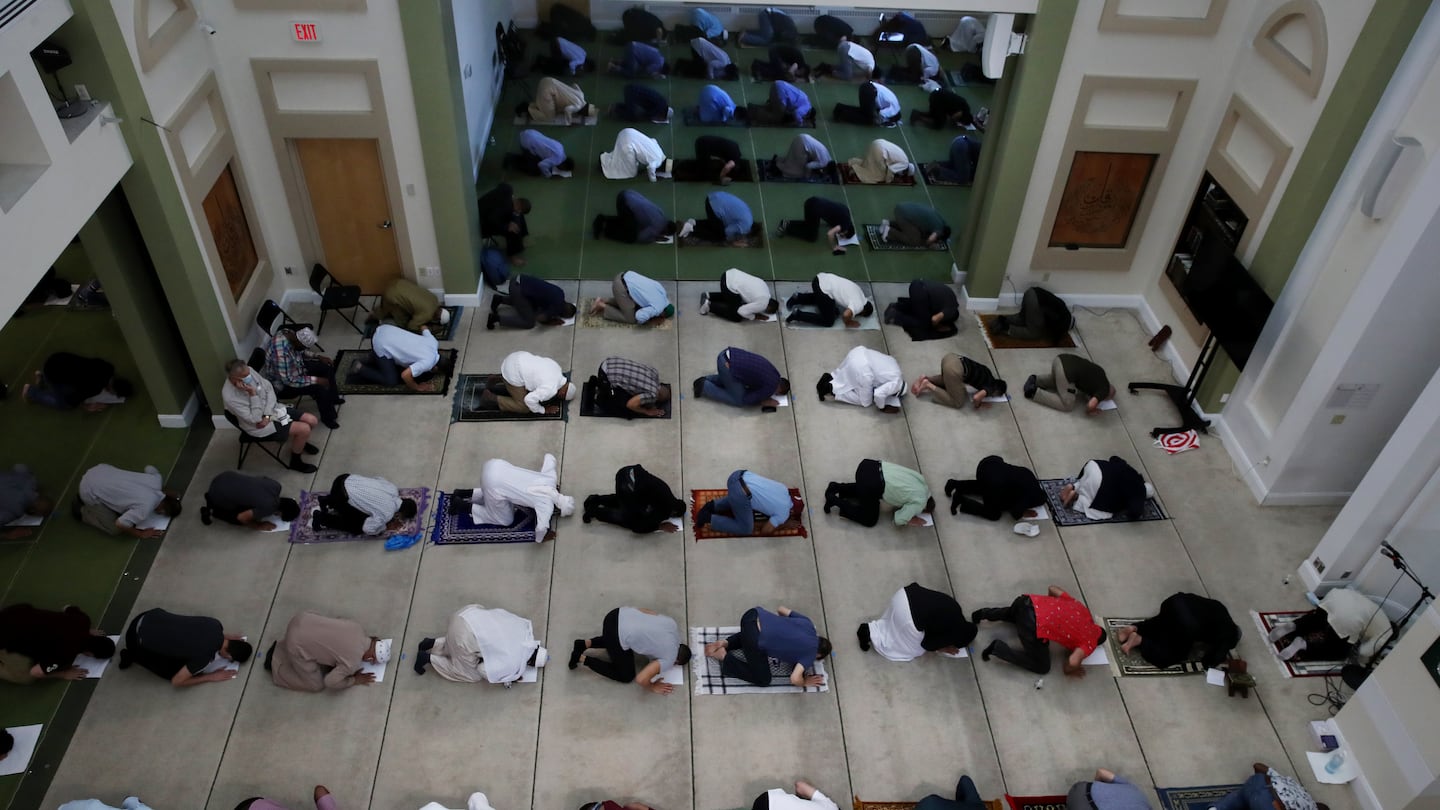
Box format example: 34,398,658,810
308,263,369,336
224,409,286,469
256,299,322,351
248,346,311,413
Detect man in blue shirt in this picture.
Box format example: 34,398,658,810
693,135,742,185
739,7,798,47
487,274,577,330
692,346,788,408
696,471,794,536
593,190,675,244
536,36,592,76
677,37,737,80
609,41,667,79
704,603,830,687
590,270,674,324
611,83,670,123
696,84,737,124
508,130,573,178
690,7,725,40
749,80,812,126
681,190,753,246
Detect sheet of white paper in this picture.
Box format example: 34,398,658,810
918,512,934,527
560,315,577,327
1097,399,1118,411
201,635,246,675
263,519,291,533
964,384,1010,403
133,514,171,533
520,666,540,682
1024,505,1050,521
773,394,790,407
358,639,393,683
4,514,43,527
651,664,684,685
939,647,970,659
1306,751,1358,784
0,724,41,776
656,517,683,533
1082,646,1109,666
1206,668,1226,686
72,635,122,679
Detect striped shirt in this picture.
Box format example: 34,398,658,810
600,357,661,406
340,475,402,535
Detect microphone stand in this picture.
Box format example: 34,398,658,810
1342,547,1434,690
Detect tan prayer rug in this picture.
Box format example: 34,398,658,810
976,313,1077,349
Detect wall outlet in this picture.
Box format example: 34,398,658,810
284,266,293,275
74,84,90,101
421,266,440,278
1220,393,1229,403
405,183,415,197
1331,414,1346,425
1313,557,1326,573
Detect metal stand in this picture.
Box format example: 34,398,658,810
1128,331,1218,437
1342,546,1434,690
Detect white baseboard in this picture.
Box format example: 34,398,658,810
280,288,321,308
445,292,481,307
1350,770,1383,810
1260,491,1351,507
212,413,237,429
156,392,199,429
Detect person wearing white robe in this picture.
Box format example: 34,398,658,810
817,346,903,413
601,128,668,181
847,139,911,184
947,16,986,53
470,454,575,542
419,793,497,810
525,77,588,122
753,781,838,810
416,605,543,685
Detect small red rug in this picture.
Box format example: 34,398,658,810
1006,795,1068,810
691,488,807,539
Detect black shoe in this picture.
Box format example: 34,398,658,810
569,639,586,670
695,501,715,526
994,314,1010,332
414,650,431,675
944,479,959,498
303,442,320,455
1023,374,1038,400
117,649,133,669
981,640,997,662
692,378,705,399
322,419,340,430
971,610,984,624
487,312,499,330
592,214,605,240
200,506,212,526
582,494,600,523
290,457,318,474
264,640,277,671
857,623,871,651
785,292,801,309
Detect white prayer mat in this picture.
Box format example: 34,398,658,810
964,384,1010,404
200,635,246,675
0,724,41,776
72,635,122,678
690,626,828,694
359,639,393,682
4,515,43,527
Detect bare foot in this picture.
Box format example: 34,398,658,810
590,297,607,315
314,785,331,803
910,377,927,397
704,641,727,659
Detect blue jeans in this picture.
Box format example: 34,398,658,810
1214,775,1273,810
24,374,78,409
916,774,984,810
707,470,755,535
702,350,748,406
740,11,774,46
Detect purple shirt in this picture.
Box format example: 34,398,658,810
725,347,781,405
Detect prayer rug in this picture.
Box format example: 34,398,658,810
690,488,807,539
1005,795,1068,810
450,373,569,423
430,492,539,544
579,379,673,419
334,349,457,396
679,224,766,248
680,107,750,128
920,162,971,187
755,160,841,185
671,158,755,183
289,487,430,544
362,306,462,341
854,799,1004,810
1039,479,1167,526
1251,610,1348,678
579,311,676,330
1101,616,1207,677
863,224,949,252
689,626,829,693
1155,785,1245,810
976,313,1078,349
840,164,918,187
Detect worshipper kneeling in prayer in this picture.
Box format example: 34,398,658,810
77,463,182,539
487,274,577,330
57,797,159,810
414,605,545,683
601,128,670,182
891,42,941,84
200,471,300,531
753,782,838,810
1212,763,1328,810
945,455,1045,520
815,40,875,81
885,279,960,339
739,6,798,47
533,35,592,76
946,16,986,54
747,80,813,127
368,277,444,333
23,352,133,412
849,138,912,184
1067,769,1154,810
590,357,670,418
593,190,676,245
506,129,575,178
915,773,990,810
608,41,667,79
591,270,675,324
684,6,726,43
118,607,252,686
825,459,934,528
578,800,654,810
570,606,690,695
764,133,833,181
692,346,789,408
696,469,801,537
926,135,981,185
750,44,810,82
1060,456,1154,521
777,197,857,256
1115,592,1240,670
265,611,387,692
484,350,575,416
696,86,738,126
311,474,417,536
699,268,779,322
995,286,1074,343
813,14,854,49
223,358,320,473
706,605,830,687
263,326,341,430
694,135,742,184
678,190,754,246
232,786,338,810
882,202,951,248
0,464,52,541
675,37,737,80
519,76,590,124
833,81,901,126
910,88,975,129
620,6,665,43
610,83,671,123
817,346,903,413
469,454,575,543
583,464,687,533
1266,587,1391,663
0,603,114,683
349,323,444,393
787,271,872,328
858,583,976,661
913,354,1005,410
1023,353,1114,415
477,182,531,263
973,585,1105,677
874,11,929,48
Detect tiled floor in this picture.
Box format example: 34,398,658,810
37,286,1352,810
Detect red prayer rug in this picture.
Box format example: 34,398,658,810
1005,795,1068,810
690,488,807,539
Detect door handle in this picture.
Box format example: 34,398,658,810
379,220,392,229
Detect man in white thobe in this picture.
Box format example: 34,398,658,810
817,346,904,413
947,16,986,52
754,781,838,810
490,350,575,415
526,76,588,122
419,793,498,810
414,605,544,685
470,454,575,542
601,128,668,181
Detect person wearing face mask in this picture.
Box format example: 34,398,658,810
264,611,389,692
222,358,320,473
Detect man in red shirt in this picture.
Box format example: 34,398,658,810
972,585,1104,677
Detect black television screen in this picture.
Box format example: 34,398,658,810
1182,255,1274,370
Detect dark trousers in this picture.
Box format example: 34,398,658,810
124,610,188,680
616,84,668,121
534,39,579,75
696,135,741,174
976,595,1051,674
351,354,402,387
313,474,369,535
721,607,772,685
202,493,244,526
491,277,539,329
783,197,837,242
601,193,643,243
889,285,945,338
787,277,839,326
832,102,870,125
946,480,1004,521
830,459,885,527
485,214,529,256
278,358,341,423
509,150,546,176
1284,609,1354,660
1005,288,1052,341
584,608,637,683
692,199,729,243
708,273,746,322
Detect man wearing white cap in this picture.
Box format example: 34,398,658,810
264,610,388,692
412,604,546,685
469,454,575,543
263,326,342,430
487,350,576,415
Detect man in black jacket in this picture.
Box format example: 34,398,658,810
477,183,532,265
23,352,133,411
582,465,686,533
885,280,960,340
994,287,1073,344
945,456,1045,520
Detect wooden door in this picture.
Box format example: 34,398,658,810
294,138,402,294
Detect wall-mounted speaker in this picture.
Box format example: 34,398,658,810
1359,134,1423,220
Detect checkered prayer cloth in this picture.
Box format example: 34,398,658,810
600,357,660,406
689,626,829,694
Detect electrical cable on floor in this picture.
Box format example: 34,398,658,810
1305,569,1404,713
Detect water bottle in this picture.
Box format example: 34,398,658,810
1324,750,1345,775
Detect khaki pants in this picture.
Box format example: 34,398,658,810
603,273,639,323
80,502,123,536
496,382,535,414
0,650,36,684
1033,355,1076,411
928,353,966,409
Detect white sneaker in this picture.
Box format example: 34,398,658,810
880,219,891,241
699,292,711,315
679,218,696,238
1013,521,1040,537
1279,638,1307,660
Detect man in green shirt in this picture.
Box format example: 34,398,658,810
883,202,950,248
368,278,447,333
1024,353,1115,415
824,459,934,527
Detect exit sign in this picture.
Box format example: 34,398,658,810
292,21,321,42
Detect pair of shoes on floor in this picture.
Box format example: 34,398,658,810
322,418,340,430
823,481,840,513
980,640,998,662
582,494,600,523
569,639,587,669
289,455,318,474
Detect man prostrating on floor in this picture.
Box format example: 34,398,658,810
692,346,789,408
200,471,300,531
832,80,901,126
601,128,670,181
913,354,1006,410
349,323,442,393
583,464,687,533
591,270,674,324
777,197,857,256
592,190,677,245
469,455,575,543
519,76,589,125
1066,769,1155,810
679,190,754,247
885,279,960,339
699,268,778,322
944,455,1045,520
118,607,252,686
881,202,951,249
482,350,575,416
1061,456,1154,521
487,274,577,330
76,463,182,539
706,605,830,687
696,469,801,537
265,611,387,692
817,346,903,412
825,459,934,528
973,585,1105,677
414,604,546,684
590,356,670,418
1023,353,1115,415
857,583,976,662
311,474,417,536
570,606,690,695
787,272,871,328
477,182,531,264
747,80,812,127
752,781,840,810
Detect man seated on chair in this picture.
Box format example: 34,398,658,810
1022,354,1114,415
1114,592,1241,670
695,469,802,537
368,277,445,334
912,354,1006,411
569,606,690,695
600,128,670,182
825,459,934,528
592,357,671,418
583,464,686,533
705,604,829,687
349,323,443,393
265,610,387,692
22,352,133,412
692,346,789,408
520,76,589,124
487,274,577,330
885,279,960,339
973,585,1105,678
222,359,320,474
817,346,903,413
857,583,976,662
263,326,341,430
467,454,575,543
477,183,532,265
117,607,252,687
591,270,674,324
592,190,677,245
484,350,576,416
747,80,812,127
76,464,182,539
507,129,575,178
0,603,115,683
608,41,667,78
882,203,950,249
678,190,753,247
0,464,53,541
311,473,416,536
200,471,301,532
413,604,546,684
786,272,871,328
1059,456,1154,521
764,133,833,180
944,455,1045,521
698,268,779,323
610,83,671,124
777,198,858,256
832,81,901,126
